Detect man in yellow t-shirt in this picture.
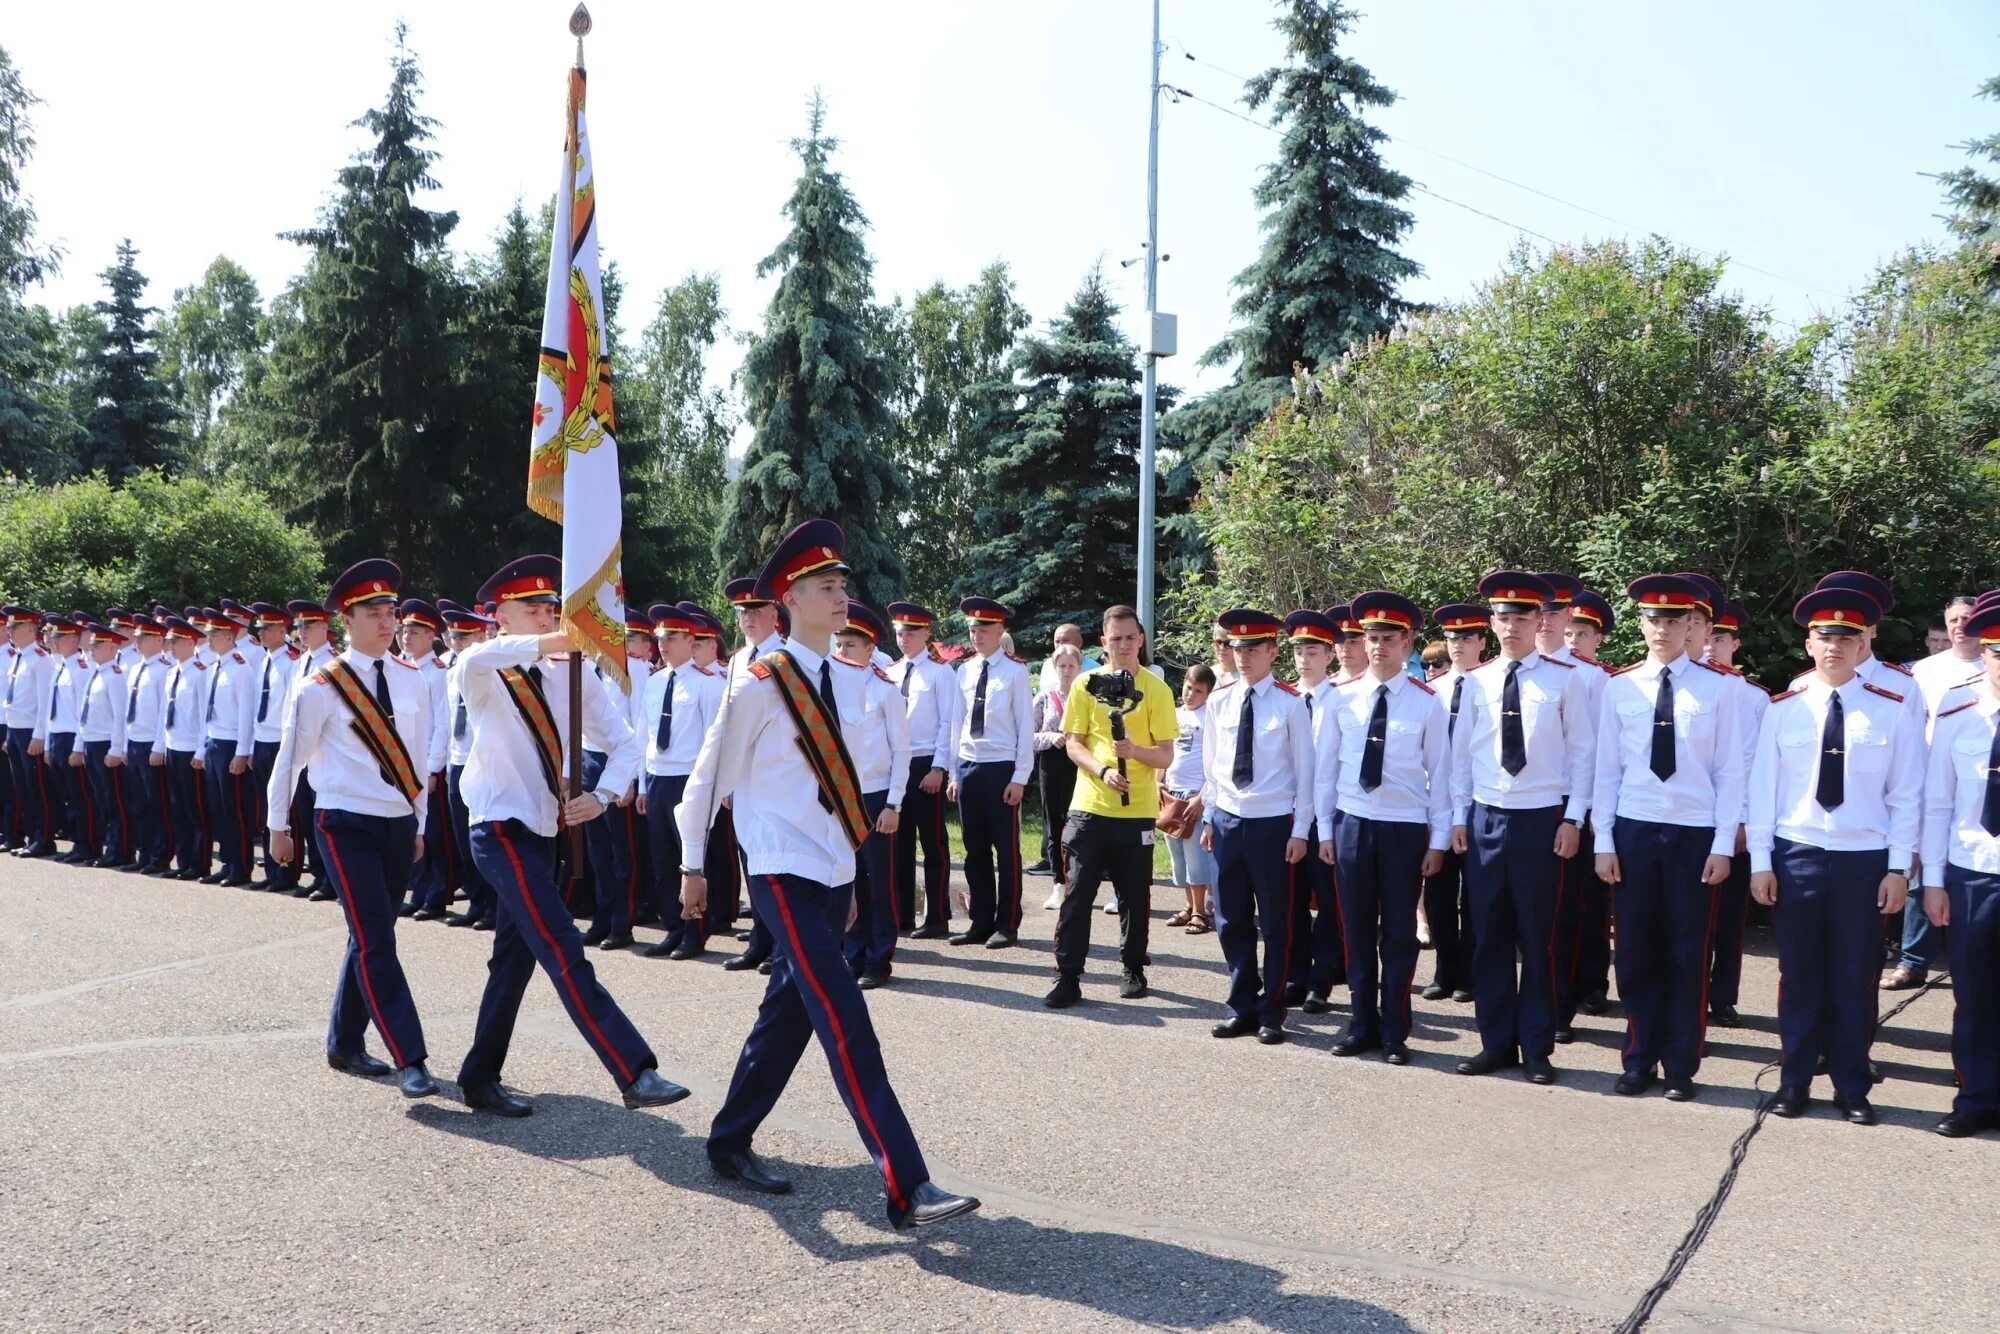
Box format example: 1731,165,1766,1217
1045,605,1179,1009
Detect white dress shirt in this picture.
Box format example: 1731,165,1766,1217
641,659,724,777
1550,645,1610,767
1199,674,1316,837
1315,670,1452,847
1747,675,1924,874
1703,663,1771,828
1591,654,1748,855
409,653,449,774
838,656,912,802
1921,682,2000,884
895,653,961,771
160,657,208,753
443,659,475,769
624,658,653,750
5,642,56,733
677,637,863,886
1912,648,1984,736
1793,653,1927,733
952,650,1033,783
123,652,170,746
76,661,129,748
201,646,260,758
266,647,433,832
1448,651,1596,824
45,654,85,735
457,636,640,837
251,645,302,745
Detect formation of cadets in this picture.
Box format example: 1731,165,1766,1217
5,553,2000,1150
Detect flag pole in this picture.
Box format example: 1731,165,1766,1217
563,2,592,883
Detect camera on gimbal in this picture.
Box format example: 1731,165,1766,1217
1082,669,1143,805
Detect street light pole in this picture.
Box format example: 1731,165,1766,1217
1136,0,1163,642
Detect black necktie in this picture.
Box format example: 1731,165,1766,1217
299,651,315,681
206,667,219,723
1650,667,1677,782
656,669,674,750
52,671,63,722
373,659,395,719
127,663,144,723
5,652,20,704
453,696,468,741
819,658,835,710
749,644,760,663
1233,687,1256,787
1817,690,1845,811
970,660,989,739
258,655,274,723
1449,674,1465,740
900,663,912,698
80,667,99,726
1982,714,2000,838
1500,661,1526,776
1360,683,1388,791
165,667,180,730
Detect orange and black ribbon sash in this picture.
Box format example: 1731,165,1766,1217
316,660,422,804
498,666,563,797
755,651,871,851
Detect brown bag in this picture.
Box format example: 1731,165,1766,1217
1155,791,1202,839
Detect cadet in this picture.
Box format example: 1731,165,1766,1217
44,616,90,863
1702,599,1770,1027
834,601,910,988
244,603,300,890
1422,603,1489,1002
1282,609,1345,1013
719,576,786,973
452,554,687,1117
122,616,172,875
395,600,457,918
676,519,978,1229
676,603,743,945
948,596,1033,948
437,600,498,929
1316,593,1451,1062
1202,608,1316,1045
199,607,260,886
1448,572,1596,1085
635,603,724,959
1533,573,1611,1041
157,618,212,879
1591,576,1748,1101
886,601,960,938
1562,588,1619,1022
286,601,339,899
4,606,58,859
1750,586,1923,1125
76,623,133,867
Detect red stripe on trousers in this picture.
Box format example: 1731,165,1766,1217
492,822,634,1086
110,757,130,859
318,810,407,1069
765,875,907,1210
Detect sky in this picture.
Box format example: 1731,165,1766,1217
11,0,1998,409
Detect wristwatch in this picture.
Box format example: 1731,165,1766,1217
680,866,705,878
884,803,900,814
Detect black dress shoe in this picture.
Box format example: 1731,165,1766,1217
445,911,477,926
1451,989,1474,1003
895,1179,981,1230
411,907,441,921
56,849,88,865
757,959,773,975
117,860,146,874
1383,1043,1411,1065
17,842,56,858
1457,1049,1519,1077
472,916,494,930
1256,1025,1286,1045
1664,1076,1697,1102
1614,1069,1655,1096
1119,969,1147,1000
1578,990,1608,1016
909,924,948,940
327,1050,392,1078
1834,1094,1877,1126
1331,1034,1380,1057
288,885,312,898
723,953,766,972
582,922,610,946
670,943,706,961
1525,1058,1557,1085
1420,983,1449,1001
622,1069,692,1109
143,865,176,879
177,869,205,881
1552,1026,1575,1045
598,932,634,951
220,874,251,888
464,1080,533,1117
1211,1015,1259,1039
1025,859,1052,875
984,933,1016,949
1708,1003,1742,1028
199,870,227,884
398,1063,439,1098
1771,1085,1810,1118
1043,976,1082,1008
640,940,676,958
734,929,754,942
310,887,338,901
948,931,990,947
1300,992,1334,1014
710,1147,792,1194
858,971,889,990
1933,1111,1999,1138
393,899,415,915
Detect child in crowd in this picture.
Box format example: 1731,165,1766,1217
1161,664,1216,934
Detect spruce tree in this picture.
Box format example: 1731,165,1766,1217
716,96,905,602
959,267,1172,651
77,239,180,480
1940,72,2000,289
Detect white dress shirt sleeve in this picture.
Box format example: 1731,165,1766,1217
1920,711,1958,888
1746,704,1783,875
1009,663,1033,785
1287,697,1315,839
580,665,639,803
884,676,911,806
1420,697,1452,850
677,666,762,869
1885,700,1924,873
1448,674,1476,827
266,679,323,832
1591,679,1626,842
931,662,959,771
1311,695,1339,836
1560,668,1594,824
1707,677,1749,857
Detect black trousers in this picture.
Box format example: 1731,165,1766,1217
1423,847,1474,992
894,757,951,928
1052,813,1155,977
1036,748,1077,883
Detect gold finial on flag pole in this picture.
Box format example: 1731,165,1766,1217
570,3,591,67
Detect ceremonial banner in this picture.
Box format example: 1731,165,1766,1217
528,56,627,690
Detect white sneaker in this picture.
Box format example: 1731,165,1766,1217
1042,891,1062,910
1103,898,1120,914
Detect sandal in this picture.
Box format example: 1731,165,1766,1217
1185,912,1212,935
1165,909,1192,928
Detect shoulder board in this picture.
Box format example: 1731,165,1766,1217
1938,698,1979,720
192,660,209,672
1769,688,1798,704
927,643,944,663
230,651,245,664
433,653,446,667
1877,660,1913,677
1571,651,1605,669
1543,656,1574,669
833,655,864,670
1694,659,1730,677
387,656,415,670
1005,652,1025,664
110,664,122,675
746,659,774,681
872,664,892,683
693,662,714,677
1708,660,1744,676
1609,661,1641,676
1271,679,1300,696
286,645,301,659
1862,681,1904,703
32,645,46,657
1408,676,1436,695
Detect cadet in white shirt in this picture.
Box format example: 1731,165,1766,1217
76,623,132,866
834,602,911,987
1316,593,1451,1062
1592,576,1748,1101
948,596,1033,948
122,617,172,874
1282,610,1346,1014
1700,599,1771,1027
4,605,59,858
1421,603,1490,1002
451,554,685,1118
283,600,339,899
1749,587,1924,1125
156,619,212,879
1558,586,1620,1028
635,603,724,959
42,618,90,863
243,603,300,890
1201,608,1316,1045
715,577,788,972
1448,572,1596,1085
199,609,261,885
887,601,960,937
1919,603,2000,1137
435,601,496,927
395,600,458,919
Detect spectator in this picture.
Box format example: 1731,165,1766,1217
1035,645,1085,907
1162,664,1217,935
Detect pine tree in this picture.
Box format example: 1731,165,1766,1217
1939,72,2000,289
960,267,1173,651
716,96,905,602
77,239,180,479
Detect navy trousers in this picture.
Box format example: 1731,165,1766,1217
711,872,932,1227
1772,837,1890,1100
1423,847,1475,993
81,740,129,863
203,739,255,877
460,819,657,1090
1289,818,1346,996
1464,802,1565,1062
294,769,326,885
252,738,292,888
1709,851,1753,1010
644,773,706,951
580,749,641,935
1333,812,1428,1047
1946,863,2000,1116
0,728,14,845
845,791,899,977
408,776,458,910
1210,809,1298,1029
1549,837,1594,1026
47,730,84,847
1569,822,1615,1006
704,807,739,939
957,760,1023,938
1610,818,1719,1079
6,727,52,849
166,748,209,874
446,764,493,920
314,808,427,1066
128,741,168,868
895,757,950,929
